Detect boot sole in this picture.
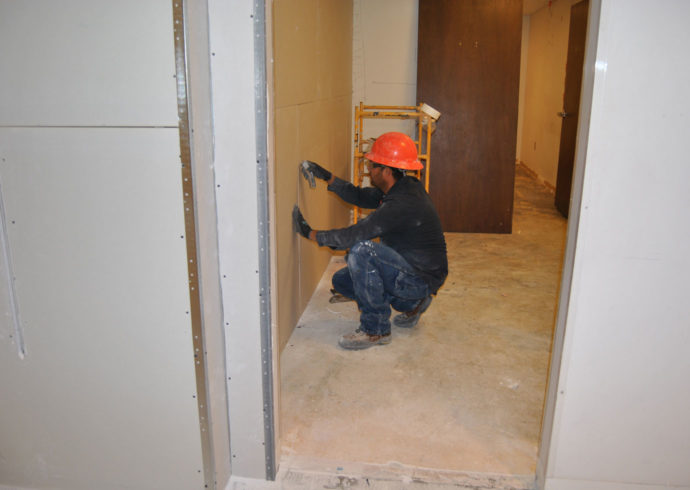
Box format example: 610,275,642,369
338,335,391,350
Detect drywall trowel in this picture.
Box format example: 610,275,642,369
300,160,316,188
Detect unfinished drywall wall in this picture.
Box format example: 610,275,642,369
272,0,353,350
0,2,205,489
542,1,690,488
519,0,581,187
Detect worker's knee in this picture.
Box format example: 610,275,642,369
349,240,375,258
347,241,377,269
331,267,351,291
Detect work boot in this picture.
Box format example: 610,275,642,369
338,328,391,350
329,288,354,304
393,296,432,328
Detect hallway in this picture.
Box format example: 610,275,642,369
280,165,567,485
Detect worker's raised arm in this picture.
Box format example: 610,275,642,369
327,177,382,209
299,159,382,207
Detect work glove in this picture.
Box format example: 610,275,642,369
300,160,332,187
292,205,312,239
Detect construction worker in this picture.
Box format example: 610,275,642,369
293,131,448,350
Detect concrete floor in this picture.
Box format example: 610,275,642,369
279,165,567,488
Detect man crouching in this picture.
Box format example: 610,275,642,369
293,132,448,350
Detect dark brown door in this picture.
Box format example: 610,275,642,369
417,0,522,233
554,0,589,217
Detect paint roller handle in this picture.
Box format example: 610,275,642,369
300,160,332,186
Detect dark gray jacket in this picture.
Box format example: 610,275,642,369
316,176,448,293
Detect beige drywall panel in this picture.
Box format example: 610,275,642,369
273,0,353,351
0,128,203,490
274,104,304,352
273,0,352,109
0,0,177,127
542,0,690,488
353,0,418,139
519,0,580,186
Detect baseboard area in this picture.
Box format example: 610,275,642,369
516,161,555,193
269,456,536,489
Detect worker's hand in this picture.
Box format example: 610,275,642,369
292,205,313,239
300,160,332,184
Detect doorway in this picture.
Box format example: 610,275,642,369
272,0,582,484
555,0,589,217
280,166,566,485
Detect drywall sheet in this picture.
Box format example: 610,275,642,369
185,0,232,486
0,0,177,127
0,128,204,490
0,184,21,352
545,0,690,487
272,0,353,350
208,0,271,477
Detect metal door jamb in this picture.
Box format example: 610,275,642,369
252,0,277,480
172,1,215,487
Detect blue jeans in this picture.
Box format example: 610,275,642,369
331,240,431,336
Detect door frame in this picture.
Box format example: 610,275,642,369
196,0,602,485
190,0,278,482
536,0,601,487
554,0,590,217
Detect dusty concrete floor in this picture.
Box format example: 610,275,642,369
279,166,567,487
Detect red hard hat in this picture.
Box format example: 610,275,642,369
365,132,423,170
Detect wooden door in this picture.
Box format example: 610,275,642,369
555,0,589,217
417,0,522,233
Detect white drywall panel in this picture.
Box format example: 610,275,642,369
545,479,685,490
208,0,268,479
544,0,690,487
355,0,418,103
0,128,204,490
0,0,177,127
0,252,11,343
536,1,602,486
185,0,232,487
353,0,418,139
0,182,22,354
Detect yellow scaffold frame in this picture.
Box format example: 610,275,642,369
353,102,439,223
